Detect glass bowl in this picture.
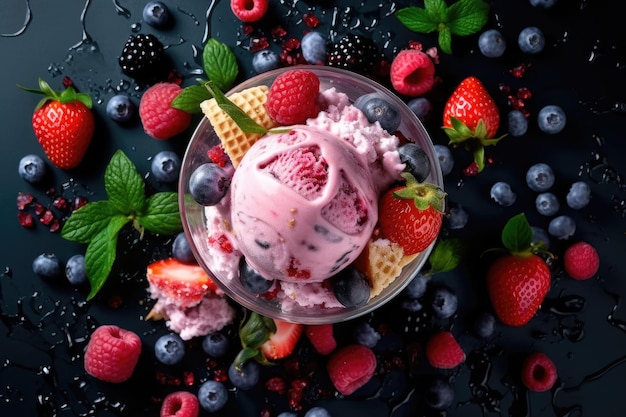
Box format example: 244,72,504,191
179,65,443,324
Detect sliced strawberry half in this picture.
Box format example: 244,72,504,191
146,258,218,308
261,319,304,360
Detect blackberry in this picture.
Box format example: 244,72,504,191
327,34,378,73
118,33,169,82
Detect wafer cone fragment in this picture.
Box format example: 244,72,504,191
359,239,419,298
200,85,276,167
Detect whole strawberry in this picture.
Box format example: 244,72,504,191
20,78,95,169
442,76,504,173
379,173,446,255
486,213,552,327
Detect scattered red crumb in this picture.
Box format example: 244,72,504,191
266,376,287,394
242,24,254,35
18,212,35,228
207,145,229,167
287,378,308,411
271,25,287,38
49,219,61,233
408,40,423,51
62,76,74,88
302,13,320,28
464,161,480,177
183,371,195,386
107,295,124,308
250,36,269,52
510,63,531,78
17,192,34,210
73,195,89,210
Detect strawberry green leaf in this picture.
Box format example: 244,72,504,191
85,215,129,300
105,150,146,215
428,238,464,274
203,38,238,92
137,192,183,235
501,213,533,254
473,145,485,172
204,81,268,134
61,200,125,244
447,0,490,36
234,311,276,368
171,83,212,113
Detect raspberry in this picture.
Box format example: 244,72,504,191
160,391,200,417
304,324,337,355
563,241,599,280
84,325,142,383
327,344,376,395
521,352,558,392
265,69,320,125
139,83,192,140
230,0,268,22
118,33,169,82
327,34,379,74
389,49,436,97
425,331,465,369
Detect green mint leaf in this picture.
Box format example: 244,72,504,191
428,238,465,274
85,215,129,300
447,0,489,36
203,38,238,92
501,213,533,254
137,192,183,235
105,150,146,215
61,200,124,244
205,81,268,134
171,83,212,113
395,7,439,33
425,0,449,21
438,26,453,54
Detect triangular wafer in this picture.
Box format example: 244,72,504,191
358,239,419,298
200,85,276,167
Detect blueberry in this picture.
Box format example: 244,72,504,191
400,298,423,312
142,1,172,29
228,360,260,390
507,110,528,137
304,407,332,417
198,380,228,412
252,50,281,74
424,375,454,410
189,163,231,206
535,192,560,216
398,143,431,182
105,94,136,123
202,331,230,358
154,333,185,365
526,163,555,192
548,215,576,240
65,254,87,286
355,95,401,133
172,232,195,264
531,226,551,249
473,311,496,339
354,322,381,348
478,29,506,58
332,267,370,308
530,0,558,8
407,97,433,121
537,105,566,134
239,257,274,293
151,150,181,183
566,181,591,209
404,273,430,299
18,154,48,184
446,204,469,230
430,285,458,319
518,26,545,54
434,144,454,176
490,182,517,206
33,253,63,280
301,31,327,65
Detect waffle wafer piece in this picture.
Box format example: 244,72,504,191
359,239,419,298
200,85,276,167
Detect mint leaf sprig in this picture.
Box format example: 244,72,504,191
171,38,238,113
395,0,490,54
61,150,182,300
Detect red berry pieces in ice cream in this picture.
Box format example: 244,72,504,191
84,325,142,383
160,391,200,417
425,331,465,369
139,83,191,140
327,344,377,395
266,69,320,125
304,324,337,355
521,352,558,392
563,241,599,280
147,258,218,308
378,174,445,255
230,0,268,22
389,49,436,96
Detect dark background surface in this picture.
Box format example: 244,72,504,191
1,0,625,416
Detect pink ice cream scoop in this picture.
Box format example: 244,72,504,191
230,125,378,283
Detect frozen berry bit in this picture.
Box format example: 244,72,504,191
84,325,142,383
